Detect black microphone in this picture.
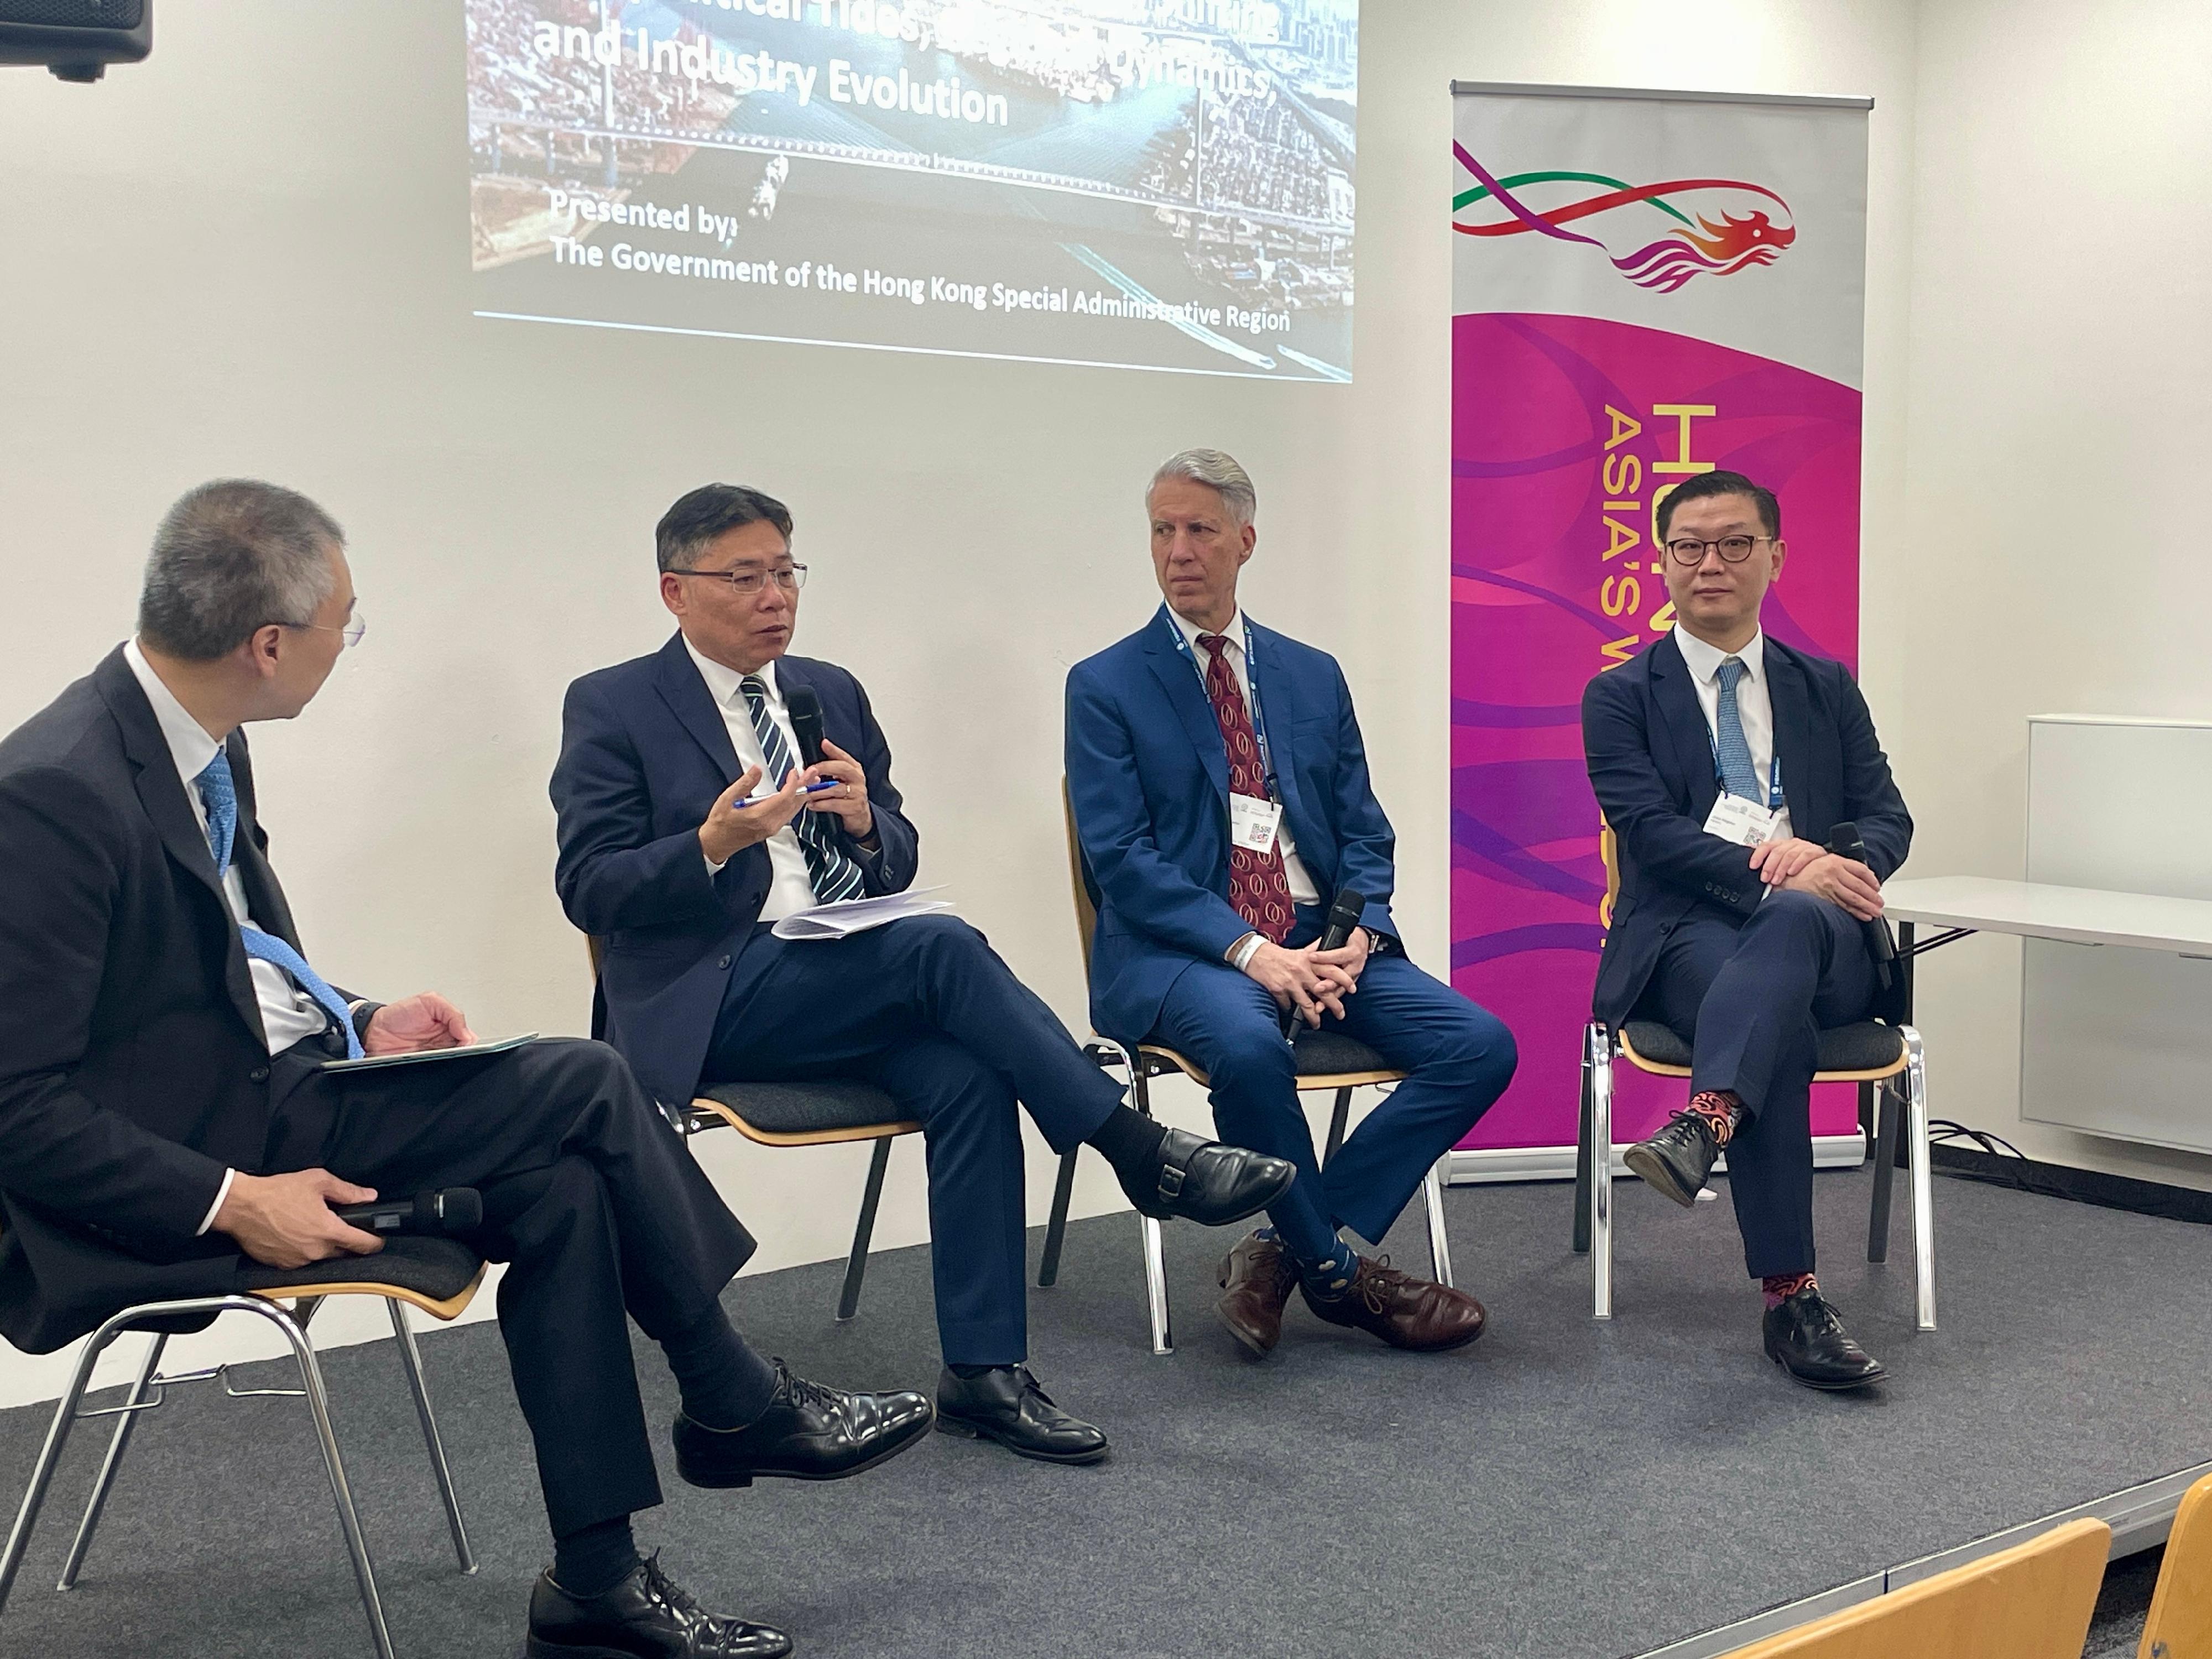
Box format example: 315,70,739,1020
1284,887,1368,1036
333,1187,483,1237
1824,822,1895,990
786,685,826,771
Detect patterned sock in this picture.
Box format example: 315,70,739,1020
1762,1271,1817,1309
1296,1236,1360,1300
1684,1089,1745,1147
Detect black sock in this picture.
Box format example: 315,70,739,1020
554,1515,641,1599
1087,1104,1168,1190
948,1362,1013,1380
661,1302,780,1431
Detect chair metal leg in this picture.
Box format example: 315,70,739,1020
56,1332,168,1590
0,1321,119,1616
1130,1057,1173,1355
256,1301,394,1659
1422,1161,1454,1288
387,1300,477,1575
1573,1033,1594,1255
1038,1149,1079,1288
1323,1088,1352,1165
1588,1024,1615,1319
1902,1027,1937,1331
1867,1072,1903,1263
836,1136,894,1322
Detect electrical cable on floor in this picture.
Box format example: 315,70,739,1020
1924,1120,2077,1202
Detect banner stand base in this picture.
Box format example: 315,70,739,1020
1446,1135,1868,1186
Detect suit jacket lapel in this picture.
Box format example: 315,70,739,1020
96,651,265,1039
1648,630,1718,823
1142,606,1229,803
1243,619,1310,829
653,632,742,783
1766,641,1812,828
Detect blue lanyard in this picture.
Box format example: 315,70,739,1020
1707,728,1785,811
1167,612,1281,800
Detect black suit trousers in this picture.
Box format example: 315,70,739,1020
1634,890,1878,1280
266,1035,758,1541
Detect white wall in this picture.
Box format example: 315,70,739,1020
0,0,1978,1406
1896,0,2212,1191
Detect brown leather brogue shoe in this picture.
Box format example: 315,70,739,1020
1215,1231,1298,1357
1300,1254,1486,1352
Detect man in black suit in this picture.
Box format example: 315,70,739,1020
1582,470,1912,1391
551,483,1293,1465
0,480,943,1659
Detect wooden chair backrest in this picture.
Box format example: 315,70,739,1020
2140,1472,2212,1658
1061,779,1101,990
1599,817,1620,931
586,933,606,982
1721,1518,2110,1659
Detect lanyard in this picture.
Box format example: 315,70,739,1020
1167,612,1281,801
1707,727,1785,811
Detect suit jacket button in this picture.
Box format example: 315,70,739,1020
249,1065,270,1083
717,954,732,970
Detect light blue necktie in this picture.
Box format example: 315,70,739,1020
1713,657,1764,804
194,751,364,1058
738,677,867,906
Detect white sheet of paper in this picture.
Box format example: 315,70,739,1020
770,886,954,942
1229,792,1282,854
1703,794,1782,848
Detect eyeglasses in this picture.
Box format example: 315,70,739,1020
666,563,808,596
281,612,368,648
1663,535,1773,566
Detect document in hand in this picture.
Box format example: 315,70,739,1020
770,886,954,942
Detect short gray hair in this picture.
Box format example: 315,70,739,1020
1147,448,1256,526
137,480,342,661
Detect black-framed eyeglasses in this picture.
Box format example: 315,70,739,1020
667,563,807,595
1663,535,1772,566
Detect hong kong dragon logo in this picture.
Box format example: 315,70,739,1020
1452,143,1795,294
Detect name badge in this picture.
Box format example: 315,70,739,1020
1703,793,1782,848
1229,792,1283,854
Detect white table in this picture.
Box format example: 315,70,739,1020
1882,875,2212,959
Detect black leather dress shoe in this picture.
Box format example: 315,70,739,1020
671,1360,933,1489
1119,1126,1296,1227
1623,1112,1722,1208
526,1553,791,1659
1762,1286,1887,1391
935,1365,1110,1465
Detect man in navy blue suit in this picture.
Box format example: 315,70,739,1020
1583,469,1912,1391
1065,451,1517,1359
552,484,1293,1463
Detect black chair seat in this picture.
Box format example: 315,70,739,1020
236,1235,484,1302
1289,1029,1398,1078
1620,1019,1903,1074
697,1077,908,1135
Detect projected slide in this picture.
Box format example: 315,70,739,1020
466,1,1357,380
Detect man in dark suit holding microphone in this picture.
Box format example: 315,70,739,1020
1582,469,1913,1391
551,483,1293,1465
0,480,941,1659
1065,450,1517,1359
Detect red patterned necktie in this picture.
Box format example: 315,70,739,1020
1197,633,1295,943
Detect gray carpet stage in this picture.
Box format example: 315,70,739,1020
2,1165,2206,1659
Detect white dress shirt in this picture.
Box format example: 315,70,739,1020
685,641,825,922
1165,606,1321,905
124,639,336,1235
1670,624,1794,841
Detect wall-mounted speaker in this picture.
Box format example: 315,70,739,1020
0,0,150,82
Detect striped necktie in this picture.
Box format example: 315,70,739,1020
739,675,866,906
1714,657,1764,802
193,751,364,1058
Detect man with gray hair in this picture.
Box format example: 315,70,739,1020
1066,450,1520,1359
0,479,940,1658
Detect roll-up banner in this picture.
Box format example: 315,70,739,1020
1447,82,1872,1166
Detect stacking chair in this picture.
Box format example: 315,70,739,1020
586,938,921,1321
1718,1516,2110,1658
2137,1469,2212,1658
1045,782,1454,1357
1,1235,484,1659
1573,829,1934,1329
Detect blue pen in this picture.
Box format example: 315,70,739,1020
736,779,842,808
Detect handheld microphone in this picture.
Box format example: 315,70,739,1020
1284,887,1368,1036
786,686,827,771
333,1187,483,1237
1824,822,1895,990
